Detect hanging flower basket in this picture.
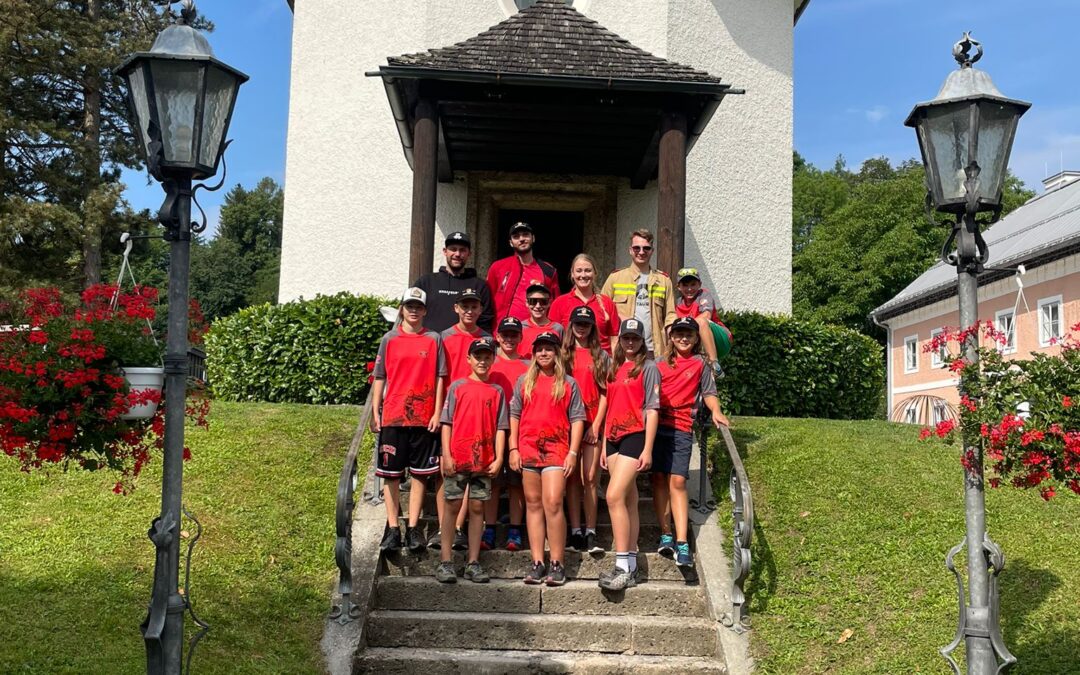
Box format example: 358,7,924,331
120,367,166,420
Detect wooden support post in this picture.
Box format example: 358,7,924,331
656,111,687,275
409,97,439,284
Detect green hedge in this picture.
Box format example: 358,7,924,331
715,311,884,419
205,293,391,405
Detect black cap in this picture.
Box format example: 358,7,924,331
455,288,481,304
509,222,533,235
445,231,471,247
531,331,561,349
619,318,645,338
498,316,523,333
468,337,496,356
570,306,596,326
525,280,551,296
670,316,698,333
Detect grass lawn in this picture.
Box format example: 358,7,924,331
0,401,363,674
714,417,1080,675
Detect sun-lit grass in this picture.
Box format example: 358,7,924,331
0,401,364,674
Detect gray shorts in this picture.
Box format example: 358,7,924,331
444,473,492,501
522,465,564,475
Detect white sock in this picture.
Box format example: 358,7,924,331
586,527,596,536
616,552,630,572
628,551,638,573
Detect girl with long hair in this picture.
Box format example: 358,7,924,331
550,253,621,351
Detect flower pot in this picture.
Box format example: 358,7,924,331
121,367,165,420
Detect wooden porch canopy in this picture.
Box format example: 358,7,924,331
366,0,739,281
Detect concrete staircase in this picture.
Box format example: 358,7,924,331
353,479,728,674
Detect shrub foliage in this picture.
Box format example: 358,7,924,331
715,311,884,419
205,293,390,405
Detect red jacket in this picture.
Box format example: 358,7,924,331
486,255,560,321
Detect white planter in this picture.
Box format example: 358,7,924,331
121,367,165,420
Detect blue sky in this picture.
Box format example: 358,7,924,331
118,0,1080,235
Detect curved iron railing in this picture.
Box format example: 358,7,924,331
329,393,375,625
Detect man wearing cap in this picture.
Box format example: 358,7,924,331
486,222,560,322
601,229,677,359
674,268,722,367
413,231,495,332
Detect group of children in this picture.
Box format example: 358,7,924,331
372,274,728,590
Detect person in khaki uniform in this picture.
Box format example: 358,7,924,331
600,229,677,358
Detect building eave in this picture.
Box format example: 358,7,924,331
795,0,811,25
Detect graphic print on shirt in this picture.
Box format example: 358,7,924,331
440,379,509,473
604,360,660,441
374,328,446,427
510,374,586,468
658,355,717,432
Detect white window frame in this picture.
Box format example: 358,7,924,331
903,335,919,373
995,308,1016,354
1037,295,1063,347
930,328,947,367
932,401,949,425
904,401,918,424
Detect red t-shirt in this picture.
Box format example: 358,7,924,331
440,378,510,473
604,360,661,441
490,355,529,401
657,354,717,432
550,292,621,351
675,287,720,323
518,320,564,358
510,373,587,468
570,346,610,425
440,324,490,384
373,327,448,427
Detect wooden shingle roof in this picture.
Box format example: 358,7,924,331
386,0,722,85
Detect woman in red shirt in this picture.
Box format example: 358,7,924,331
550,253,621,351
509,331,586,586
560,306,611,554
598,318,660,591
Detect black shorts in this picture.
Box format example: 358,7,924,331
606,431,647,459
375,426,440,479
652,426,693,479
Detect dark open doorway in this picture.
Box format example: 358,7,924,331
497,209,584,293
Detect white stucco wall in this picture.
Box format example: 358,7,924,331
280,0,793,312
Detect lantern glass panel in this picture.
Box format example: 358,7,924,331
973,101,1018,205
923,104,971,203
149,59,202,165
198,66,237,168
125,64,154,162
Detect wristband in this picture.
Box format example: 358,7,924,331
509,448,519,453
568,450,578,457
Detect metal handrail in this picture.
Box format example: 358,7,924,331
329,392,376,624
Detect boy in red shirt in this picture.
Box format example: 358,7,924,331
518,283,564,357
486,317,529,551
371,288,448,553
440,288,491,384
436,337,509,583
674,268,724,372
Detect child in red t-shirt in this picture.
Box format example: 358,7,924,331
509,331,586,586
486,317,529,551
653,317,729,569
598,318,660,591
561,306,611,554
674,268,724,371
435,337,509,583
440,288,491,384
518,283,564,357
371,288,448,553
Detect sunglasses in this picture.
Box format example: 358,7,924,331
631,245,653,253
526,297,550,306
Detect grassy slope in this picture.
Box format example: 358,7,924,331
715,417,1080,675
0,402,362,674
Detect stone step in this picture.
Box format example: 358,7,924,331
395,517,667,549
374,576,705,617
354,647,727,674
381,548,698,583
365,610,720,657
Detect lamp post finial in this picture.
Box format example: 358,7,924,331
953,32,983,69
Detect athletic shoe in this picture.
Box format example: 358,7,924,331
380,526,402,552
545,561,566,587
434,561,457,584
427,530,442,550
585,532,602,554
406,527,426,553
480,527,495,551
452,529,468,551
506,528,523,551
597,567,636,591
464,561,490,583
675,541,694,568
524,560,546,585
567,532,585,552
657,533,676,557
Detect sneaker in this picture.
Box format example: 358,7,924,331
545,561,566,587
452,529,468,551
434,561,457,583
464,561,490,583
506,527,523,552
427,530,442,550
480,527,495,551
675,541,694,568
524,560,546,585
585,531,602,554
380,526,402,552
657,533,676,557
597,567,635,591
567,532,584,552
405,527,426,553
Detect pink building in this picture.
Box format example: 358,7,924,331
871,172,1080,424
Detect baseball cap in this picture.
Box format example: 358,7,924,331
509,221,533,235
400,287,427,306
468,337,496,356
455,288,481,304
525,280,551,296
531,331,561,349
619,318,644,338
677,267,701,282
445,231,471,248
670,316,698,333
498,317,523,334
570,306,596,326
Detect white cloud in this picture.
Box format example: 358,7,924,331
845,105,889,124
1006,105,1080,193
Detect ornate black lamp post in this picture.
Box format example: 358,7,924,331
115,2,247,672
905,33,1029,675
